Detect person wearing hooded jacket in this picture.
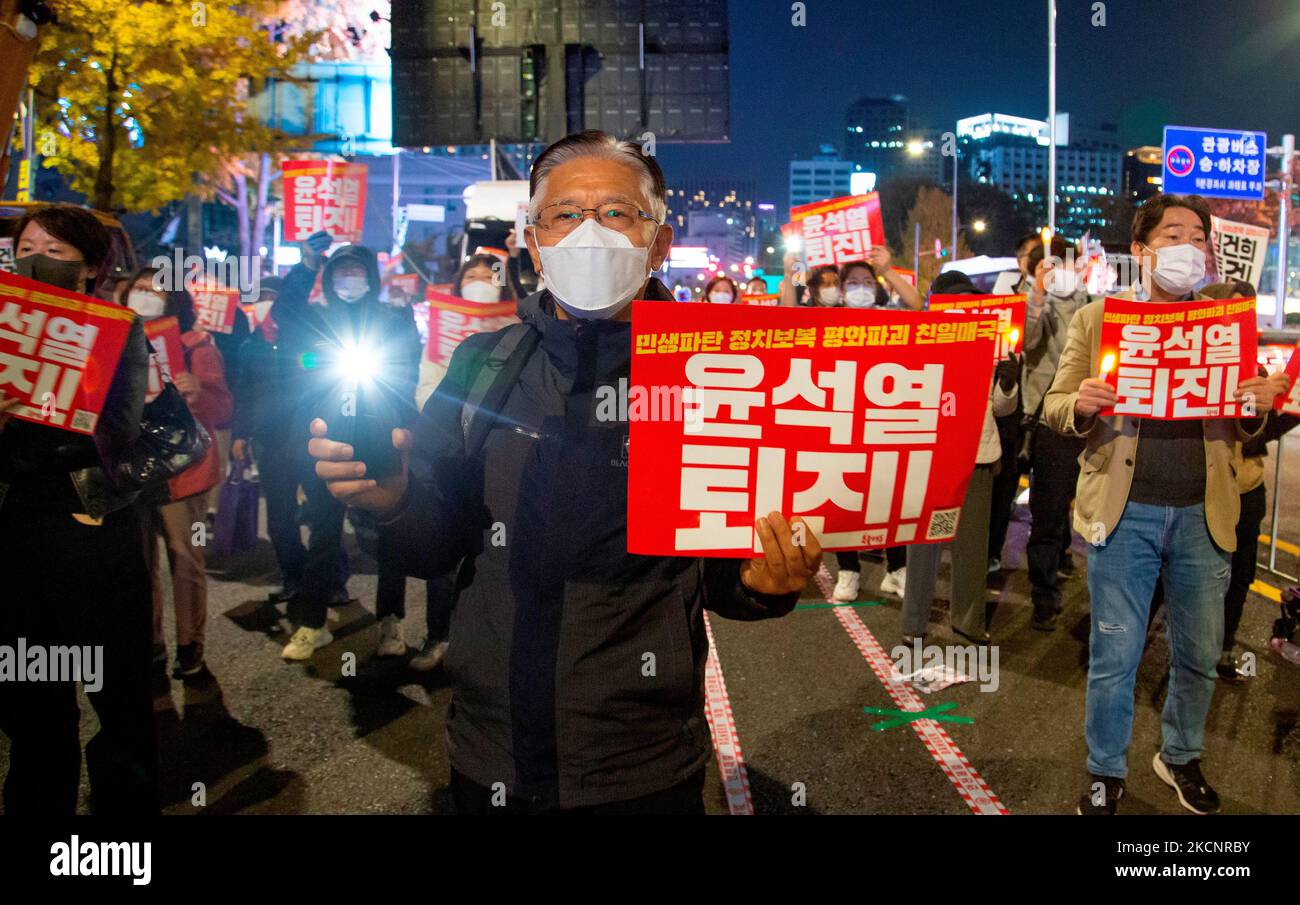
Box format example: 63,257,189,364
272,234,422,660
307,132,820,813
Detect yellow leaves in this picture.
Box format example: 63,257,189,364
29,0,317,211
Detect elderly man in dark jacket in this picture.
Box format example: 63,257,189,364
309,131,821,813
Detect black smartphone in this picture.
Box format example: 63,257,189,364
328,381,401,483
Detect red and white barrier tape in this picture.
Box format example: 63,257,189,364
702,612,754,815
815,565,1009,815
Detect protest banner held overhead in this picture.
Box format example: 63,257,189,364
928,294,1027,364
1099,295,1258,419
627,302,998,558
788,193,886,269
1211,215,1271,289
0,269,135,434
282,160,369,244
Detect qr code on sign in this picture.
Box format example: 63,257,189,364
926,508,961,540
70,410,97,433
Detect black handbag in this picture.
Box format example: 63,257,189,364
116,381,212,500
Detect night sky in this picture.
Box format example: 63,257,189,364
657,0,1300,205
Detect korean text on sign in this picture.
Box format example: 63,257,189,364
927,294,1026,364
1099,296,1258,420
628,303,998,557
789,193,886,269
282,160,369,244
423,289,519,375
1211,216,1270,289
191,284,241,335
1274,342,1300,415
143,316,186,403
0,269,134,434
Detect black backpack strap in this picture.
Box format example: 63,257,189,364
459,322,540,460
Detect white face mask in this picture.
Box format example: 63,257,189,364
536,217,651,320
461,280,501,304
334,274,370,302
1146,243,1206,296
708,290,734,304
127,290,166,319
844,285,875,308
817,286,841,306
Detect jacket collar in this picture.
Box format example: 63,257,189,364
518,278,673,383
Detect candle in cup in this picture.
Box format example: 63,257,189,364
1099,353,1116,376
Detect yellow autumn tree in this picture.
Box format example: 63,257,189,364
28,0,316,212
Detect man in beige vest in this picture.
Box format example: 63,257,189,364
1044,193,1288,815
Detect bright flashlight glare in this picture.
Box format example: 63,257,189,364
1099,353,1116,376
339,342,381,383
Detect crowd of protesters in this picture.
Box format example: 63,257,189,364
0,131,1293,816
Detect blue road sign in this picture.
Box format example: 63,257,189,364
1162,126,1267,200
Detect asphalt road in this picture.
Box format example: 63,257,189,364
4,444,1300,815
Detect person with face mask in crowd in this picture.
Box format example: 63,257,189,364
0,204,156,814
831,256,922,603
231,277,309,607
1045,193,1288,815
702,275,739,304
392,255,516,671
308,130,821,814
121,268,232,683
272,233,422,661
899,270,1020,645
1013,234,1092,629
744,276,768,297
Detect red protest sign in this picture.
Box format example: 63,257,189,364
423,288,518,374
143,316,186,403
741,293,781,307
627,302,998,557
0,269,135,434
191,283,240,334
282,160,369,243
1274,342,1300,414
789,193,886,269
386,272,420,305
1099,296,1257,419
928,294,1027,363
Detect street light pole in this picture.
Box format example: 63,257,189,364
1274,134,1295,329
1048,0,1057,232
952,145,959,257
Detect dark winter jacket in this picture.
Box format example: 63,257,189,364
379,278,799,809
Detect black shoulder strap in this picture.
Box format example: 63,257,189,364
459,322,540,459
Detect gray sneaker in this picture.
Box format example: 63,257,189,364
409,638,449,672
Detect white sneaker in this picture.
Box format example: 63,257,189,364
281,626,333,661
832,570,860,602
880,567,907,598
409,639,449,672
376,615,407,657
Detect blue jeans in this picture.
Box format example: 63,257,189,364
1085,502,1228,778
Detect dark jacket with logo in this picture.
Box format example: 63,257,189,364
380,278,798,808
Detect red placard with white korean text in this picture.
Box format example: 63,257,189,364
627,302,998,557
741,293,781,307
423,289,519,374
191,283,241,334
0,269,134,434
1274,341,1300,414
282,160,368,243
1099,296,1257,420
143,316,187,403
928,294,1026,364
789,193,886,269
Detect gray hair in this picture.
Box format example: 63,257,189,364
528,130,667,224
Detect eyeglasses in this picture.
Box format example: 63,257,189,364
530,202,659,236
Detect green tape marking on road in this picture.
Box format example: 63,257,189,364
862,701,974,732
795,599,886,610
